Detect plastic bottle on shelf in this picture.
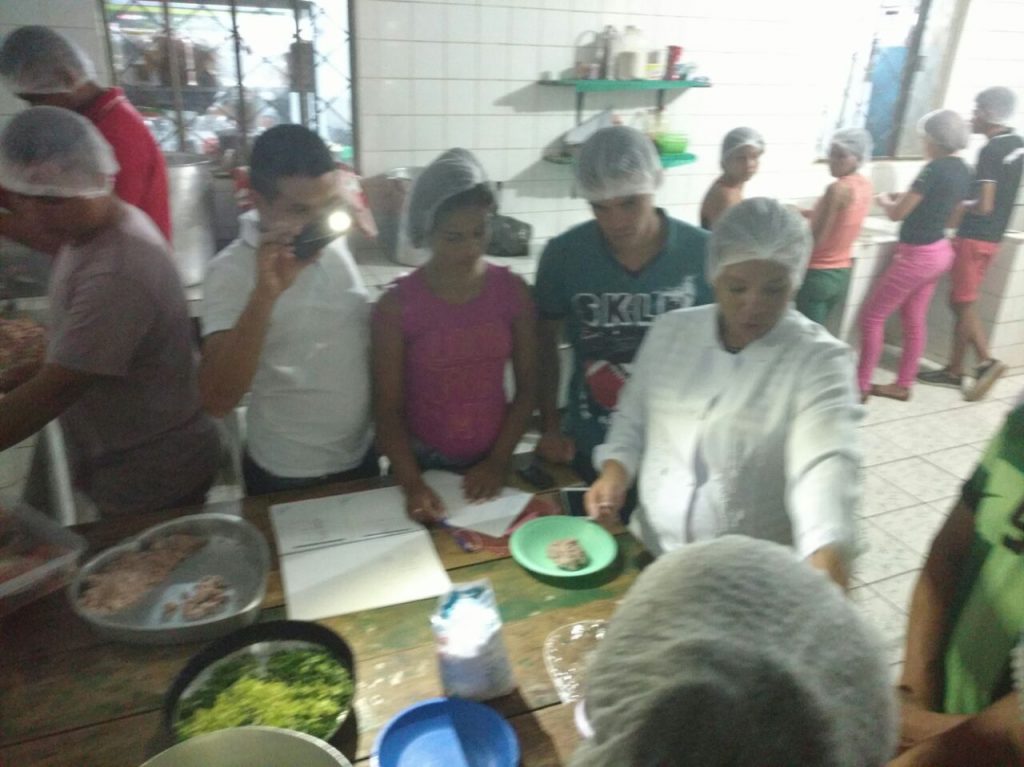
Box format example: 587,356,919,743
598,25,620,80
615,25,648,80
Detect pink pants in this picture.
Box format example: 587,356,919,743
857,240,954,392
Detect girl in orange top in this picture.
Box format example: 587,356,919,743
796,129,874,327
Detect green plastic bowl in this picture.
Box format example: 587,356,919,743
655,132,689,155
509,516,617,579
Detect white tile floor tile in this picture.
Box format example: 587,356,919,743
921,445,985,481
855,521,923,583
872,457,964,504
869,504,946,557
860,470,921,516
869,570,921,614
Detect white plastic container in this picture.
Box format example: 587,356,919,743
615,26,648,80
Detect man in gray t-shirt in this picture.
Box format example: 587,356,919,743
0,107,219,515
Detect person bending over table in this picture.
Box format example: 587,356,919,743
570,535,897,767
534,126,711,519
372,149,537,522
889,404,1024,766
0,108,219,515
585,197,861,588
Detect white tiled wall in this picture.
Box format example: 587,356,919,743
353,0,1024,253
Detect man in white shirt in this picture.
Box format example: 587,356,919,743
199,125,374,495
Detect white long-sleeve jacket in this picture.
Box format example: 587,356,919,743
594,304,861,559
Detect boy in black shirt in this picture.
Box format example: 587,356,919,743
919,87,1023,400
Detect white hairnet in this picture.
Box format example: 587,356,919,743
830,128,873,165
919,109,969,153
403,148,492,248
721,126,765,162
0,106,118,198
571,536,897,767
708,197,812,288
976,86,1016,124
575,125,663,202
0,26,95,95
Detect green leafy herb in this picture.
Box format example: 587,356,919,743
175,649,354,741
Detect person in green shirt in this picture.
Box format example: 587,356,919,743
534,126,711,515
891,405,1024,766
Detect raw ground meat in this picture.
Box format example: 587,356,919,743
180,575,229,621
546,538,589,571
78,533,206,615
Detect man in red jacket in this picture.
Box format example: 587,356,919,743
0,26,170,249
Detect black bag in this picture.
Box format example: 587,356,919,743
487,214,532,258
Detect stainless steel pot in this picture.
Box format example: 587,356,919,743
165,152,215,287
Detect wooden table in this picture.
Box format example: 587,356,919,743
0,472,644,766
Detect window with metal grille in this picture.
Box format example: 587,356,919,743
100,0,355,165
821,0,969,159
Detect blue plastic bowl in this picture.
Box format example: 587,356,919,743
372,697,519,767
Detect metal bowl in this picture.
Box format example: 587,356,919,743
164,620,357,745
68,513,270,645
141,726,352,767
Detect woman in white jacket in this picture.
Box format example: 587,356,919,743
585,197,861,587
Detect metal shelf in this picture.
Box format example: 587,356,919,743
539,78,711,124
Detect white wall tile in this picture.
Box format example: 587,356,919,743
412,3,447,41
446,79,478,114
477,44,508,81
411,79,447,115
539,10,574,47
379,114,413,151
378,1,413,39
510,8,541,45
479,7,510,45
411,42,446,78
505,45,539,82
445,42,479,78
378,40,411,78
377,78,413,115
413,115,446,149
445,114,477,147
446,4,479,43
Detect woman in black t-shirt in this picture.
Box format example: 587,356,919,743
857,110,971,402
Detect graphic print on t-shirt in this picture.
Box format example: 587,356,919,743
571,277,698,420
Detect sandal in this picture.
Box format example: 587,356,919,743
870,383,911,402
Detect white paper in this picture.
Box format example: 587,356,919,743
270,486,417,555
279,529,452,619
422,470,532,537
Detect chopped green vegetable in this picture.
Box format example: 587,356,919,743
175,648,354,741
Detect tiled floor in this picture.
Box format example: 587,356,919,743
852,364,1024,677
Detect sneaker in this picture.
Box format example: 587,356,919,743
966,359,1007,401
917,368,963,389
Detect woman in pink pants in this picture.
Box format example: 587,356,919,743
858,110,972,401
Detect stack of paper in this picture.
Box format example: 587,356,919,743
268,472,533,620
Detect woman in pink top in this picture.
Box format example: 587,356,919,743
373,149,537,522
796,129,873,327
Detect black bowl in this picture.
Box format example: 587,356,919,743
164,620,357,745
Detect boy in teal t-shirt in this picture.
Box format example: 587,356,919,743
533,127,711,500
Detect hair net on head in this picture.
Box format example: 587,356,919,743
919,109,969,153
0,26,95,95
708,197,812,288
830,127,873,165
0,106,118,198
403,148,491,248
721,126,765,162
575,125,663,202
570,536,897,767
976,86,1016,124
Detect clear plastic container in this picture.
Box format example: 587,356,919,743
0,498,86,617
542,620,608,704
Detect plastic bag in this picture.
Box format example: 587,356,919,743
431,579,516,700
